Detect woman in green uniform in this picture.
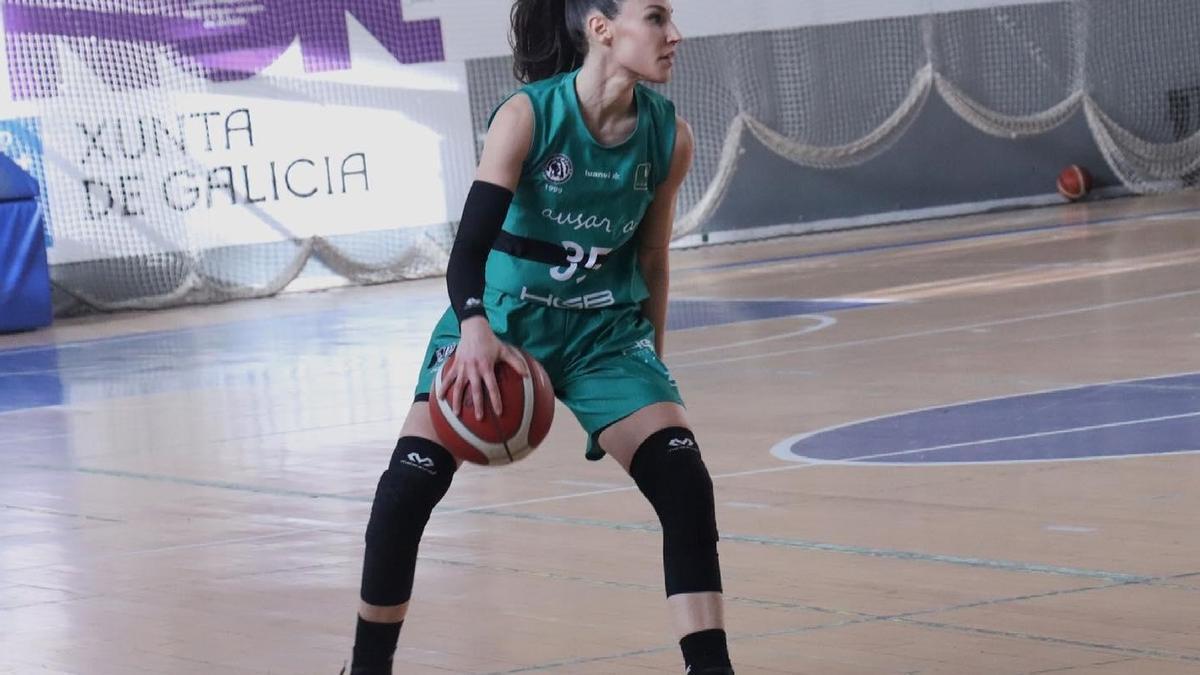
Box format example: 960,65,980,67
347,1,733,673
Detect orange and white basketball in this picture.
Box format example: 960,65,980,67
1056,164,1092,201
428,347,555,465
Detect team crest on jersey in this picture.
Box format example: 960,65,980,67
543,154,574,184
634,163,651,191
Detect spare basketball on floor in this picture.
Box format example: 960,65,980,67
429,347,554,465
1056,164,1093,201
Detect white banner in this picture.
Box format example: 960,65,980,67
25,17,474,264
0,11,34,118
0,8,8,107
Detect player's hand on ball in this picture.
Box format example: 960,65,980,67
441,317,529,420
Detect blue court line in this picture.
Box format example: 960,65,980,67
890,619,1200,664
1,503,124,523
18,462,1200,666
11,464,376,502
469,509,1151,584
674,205,1200,274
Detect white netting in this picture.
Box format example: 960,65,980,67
1081,0,1200,190
5,0,1199,311
466,0,1200,237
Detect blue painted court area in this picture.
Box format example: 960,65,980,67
666,298,880,332
776,373,1200,464
0,297,876,414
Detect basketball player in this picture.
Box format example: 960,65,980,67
345,1,733,673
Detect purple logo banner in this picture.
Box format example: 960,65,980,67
3,0,445,98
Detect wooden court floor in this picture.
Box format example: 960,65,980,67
1,192,1198,674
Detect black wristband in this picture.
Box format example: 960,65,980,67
447,180,513,323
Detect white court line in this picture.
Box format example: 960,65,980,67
459,393,1200,516
436,453,840,516
775,448,1200,469
435,485,639,515
839,411,1200,463
670,287,1200,369
768,369,1200,466
6,293,1199,517
670,315,836,356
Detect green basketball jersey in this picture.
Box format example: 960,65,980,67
484,69,677,310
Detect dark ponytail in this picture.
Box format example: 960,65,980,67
510,0,621,83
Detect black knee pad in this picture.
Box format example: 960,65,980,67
629,427,722,597
360,436,457,606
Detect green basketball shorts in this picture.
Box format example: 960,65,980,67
414,287,684,460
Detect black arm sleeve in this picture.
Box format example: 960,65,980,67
447,180,514,323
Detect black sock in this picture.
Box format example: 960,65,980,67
351,617,402,674
679,628,732,673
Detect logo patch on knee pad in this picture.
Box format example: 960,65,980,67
403,452,439,475
668,436,698,452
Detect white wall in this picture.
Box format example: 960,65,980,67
401,0,1065,61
